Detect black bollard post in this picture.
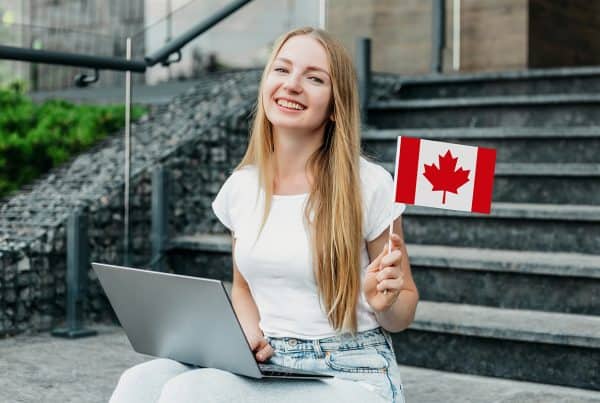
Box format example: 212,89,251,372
150,165,168,271
52,210,97,338
432,0,446,73
356,37,371,126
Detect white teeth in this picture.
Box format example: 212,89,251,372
277,99,305,110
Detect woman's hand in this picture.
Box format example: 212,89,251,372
246,331,274,362
363,233,405,313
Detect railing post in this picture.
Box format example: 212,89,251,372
356,37,371,126
151,165,168,271
123,37,132,266
52,210,97,338
432,0,446,73
453,0,461,71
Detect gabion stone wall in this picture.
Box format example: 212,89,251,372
0,70,401,337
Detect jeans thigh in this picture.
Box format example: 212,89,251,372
267,341,401,402
323,345,400,403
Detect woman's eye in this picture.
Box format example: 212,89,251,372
274,67,287,73
309,76,324,84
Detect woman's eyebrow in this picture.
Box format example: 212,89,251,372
275,57,330,76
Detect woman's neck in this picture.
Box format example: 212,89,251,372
272,125,325,192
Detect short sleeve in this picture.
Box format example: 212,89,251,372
211,174,235,233
364,164,406,242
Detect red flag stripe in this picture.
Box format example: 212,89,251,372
395,137,420,204
471,147,496,213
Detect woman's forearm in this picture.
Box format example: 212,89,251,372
374,289,419,333
231,286,263,338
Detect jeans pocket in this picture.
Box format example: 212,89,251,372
325,347,389,373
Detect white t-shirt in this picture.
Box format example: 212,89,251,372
211,156,406,339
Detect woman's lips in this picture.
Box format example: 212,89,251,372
275,101,305,113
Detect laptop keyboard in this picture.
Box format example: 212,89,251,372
258,363,330,377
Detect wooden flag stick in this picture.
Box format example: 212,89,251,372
382,221,393,295
383,137,401,296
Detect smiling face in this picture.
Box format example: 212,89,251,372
262,34,333,133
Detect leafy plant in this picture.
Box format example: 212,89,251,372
0,83,146,197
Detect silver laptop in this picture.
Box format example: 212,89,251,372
92,262,332,379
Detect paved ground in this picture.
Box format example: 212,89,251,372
1,324,599,403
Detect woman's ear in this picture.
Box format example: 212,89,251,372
330,114,335,122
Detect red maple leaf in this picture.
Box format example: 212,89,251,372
423,150,470,204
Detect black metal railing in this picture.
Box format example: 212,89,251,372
0,0,253,85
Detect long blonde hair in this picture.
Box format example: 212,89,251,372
236,27,363,335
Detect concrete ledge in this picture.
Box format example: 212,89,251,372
169,233,233,253
363,126,600,139
408,244,600,279
404,202,600,222
383,65,600,84
370,94,600,110
412,301,600,349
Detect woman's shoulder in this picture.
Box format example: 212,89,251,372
359,155,392,185
227,164,259,184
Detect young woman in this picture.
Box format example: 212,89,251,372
109,27,418,403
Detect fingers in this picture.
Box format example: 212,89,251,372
377,277,403,293
389,233,403,251
255,341,274,362
375,266,400,282
380,250,402,268
367,244,389,272
368,234,404,273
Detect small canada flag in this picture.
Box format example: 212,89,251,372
394,136,497,214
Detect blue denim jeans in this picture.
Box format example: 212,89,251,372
265,326,405,403
109,327,406,403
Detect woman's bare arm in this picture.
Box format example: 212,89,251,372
230,235,263,339
229,233,274,361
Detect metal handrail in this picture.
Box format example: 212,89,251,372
145,0,252,66
0,45,146,72
0,0,253,74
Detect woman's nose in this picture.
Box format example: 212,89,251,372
283,73,302,93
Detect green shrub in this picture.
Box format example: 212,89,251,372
0,83,146,197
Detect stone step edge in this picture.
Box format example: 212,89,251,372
408,244,600,279
403,202,600,222
380,162,600,177
369,94,600,109
411,301,600,349
375,65,600,85
362,127,600,139
167,235,600,279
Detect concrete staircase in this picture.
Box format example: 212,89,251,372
165,69,600,391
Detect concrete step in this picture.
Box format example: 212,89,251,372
402,203,600,254
362,127,600,163
408,244,600,315
396,301,600,390
378,66,600,99
368,94,600,128
3,324,600,403
166,234,600,314
378,161,600,204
